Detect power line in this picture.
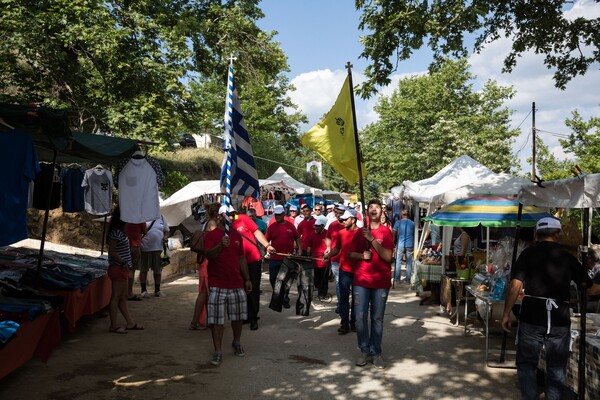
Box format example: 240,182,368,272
535,128,571,139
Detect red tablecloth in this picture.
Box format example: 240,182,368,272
48,274,112,332
0,308,61,379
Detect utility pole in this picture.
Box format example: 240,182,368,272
531,102,536,182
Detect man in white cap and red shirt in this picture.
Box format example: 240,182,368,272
307,215,330,297
265,204,301,308
324,203,346,312
502,217,600,399
203,204,252,366
297,204,316,256
268,204,295,226
324,208,359,334
231,208,271,331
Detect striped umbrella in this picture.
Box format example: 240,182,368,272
423,195,552,227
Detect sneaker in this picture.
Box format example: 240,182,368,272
232,342,246,357
356,352,371,367
210,352,222,366
372,354,386,369
155,291,166,297
140,291,150,299
337,325,350,335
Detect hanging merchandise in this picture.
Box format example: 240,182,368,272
32,162,61,210
114,152,165,189
61,165,85,213
82,165,113,215
242,196,265,216
0,130,41,246
117,155,160,223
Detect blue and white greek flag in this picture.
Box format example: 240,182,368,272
220,62,260,200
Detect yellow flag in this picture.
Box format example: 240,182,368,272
301,76,366,185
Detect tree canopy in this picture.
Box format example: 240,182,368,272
0,0,305,165
360,59,519,194
355,0,600,98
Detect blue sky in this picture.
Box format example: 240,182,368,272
257,0,600,174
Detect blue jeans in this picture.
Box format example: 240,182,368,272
330,261,340,306
394,247,414,283
516,321,570,400
338,270,355,327
354,286,389,356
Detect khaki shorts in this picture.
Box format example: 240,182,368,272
140,251,162,273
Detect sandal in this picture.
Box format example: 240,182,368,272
109,327,128,334
126,323,144,330
189,322,207,330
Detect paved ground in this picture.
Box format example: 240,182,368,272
0,265,521,400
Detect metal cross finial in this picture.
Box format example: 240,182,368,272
228,54,237,65
346,61,353,70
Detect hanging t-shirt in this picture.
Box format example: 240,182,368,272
32,163,61,210
114,155,165,188
118,158,160,223
82,167,113,215
0,130,40,246
61,167,85,212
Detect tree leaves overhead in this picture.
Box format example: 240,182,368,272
0,0,304,158
360,59,518,194
355,0,600,98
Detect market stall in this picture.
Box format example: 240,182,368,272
159,179,296,227
518,173,600,399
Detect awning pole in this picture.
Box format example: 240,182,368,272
36,149,58,279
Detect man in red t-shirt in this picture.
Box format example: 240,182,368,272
324,209,359,334
232,210,271,331
349,199,394,369
124,222,147,300
324,205,345,312
297,204,316,256
265,204,300,309
203,205,252,366
307,216,330,297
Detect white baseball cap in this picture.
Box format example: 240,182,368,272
340,209,357,220
289,205,298,211
273,205,285,214
218,204,234,214
314,216,327,226
536,217,561,231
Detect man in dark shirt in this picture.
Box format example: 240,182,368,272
502,217,599,400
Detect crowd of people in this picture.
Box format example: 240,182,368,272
103,197,430,368
104,194,600,396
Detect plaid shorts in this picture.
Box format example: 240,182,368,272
207,287,248,325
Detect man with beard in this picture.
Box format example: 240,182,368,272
350,199,394,369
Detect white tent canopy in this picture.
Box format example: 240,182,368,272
518,174,600,208
160,179,294,226
265,167,323,197
438,173,530,205
397,155,497,205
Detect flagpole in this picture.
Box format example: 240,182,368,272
345,62,367,222
223,56,237,235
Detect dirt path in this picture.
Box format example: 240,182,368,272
0,269,520,400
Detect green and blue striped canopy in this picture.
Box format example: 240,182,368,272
423,195,553,227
